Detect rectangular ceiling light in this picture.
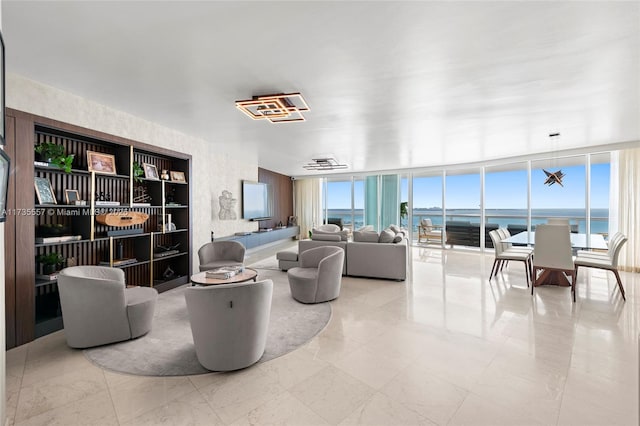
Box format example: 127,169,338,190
303,157,348,171
236,93,309,123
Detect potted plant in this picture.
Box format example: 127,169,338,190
36,252,65,275
132,161,144,182
34,143,75,173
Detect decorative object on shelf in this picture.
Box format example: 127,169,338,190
218,190,237,220
97,191,111,201
155,242,180,258
133,185,152,204
160,169,170,180
170,170,186,182
157,213,176,232
96,211,149,227
288,216,297,227
165,186,176,204
116,241,124,260
34,177,57,204
235,92,309,123
0,149,10,222
36,223,71,237
143,163,159,180
162,266,176,280
34,142,75,173
132,161,144,183
36,252,64,275
66,256,77,268
64,189,80,204
35,235,81,244
86,151,116,175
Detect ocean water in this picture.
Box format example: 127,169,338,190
326,208,609,234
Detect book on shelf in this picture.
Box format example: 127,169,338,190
205,266,241,279
99,258,138,267
95,201,121,206
36,272,59,281
154,249,180,258
35,235,82,244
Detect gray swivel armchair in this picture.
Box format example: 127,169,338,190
287,246,345,303
57,266,158,348
184,279,273,371
198,240,246,271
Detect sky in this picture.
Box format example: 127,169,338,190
325,163,610,210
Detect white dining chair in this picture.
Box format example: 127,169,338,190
489,230,532,287
574,233,628,301
532,224,576,301
547,218,570,226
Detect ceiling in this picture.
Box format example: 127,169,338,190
3,1,639,177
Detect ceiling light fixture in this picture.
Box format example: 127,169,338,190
235,93,309,123
302,157,348,171
543,132,565,187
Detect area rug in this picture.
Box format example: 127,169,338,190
84,268,331,376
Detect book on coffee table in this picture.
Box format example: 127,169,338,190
205,266,241,279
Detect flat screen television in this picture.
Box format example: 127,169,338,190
242,181,273,221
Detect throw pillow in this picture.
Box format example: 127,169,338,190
311,233,341,242
389,224,401,233
353,231,380,243
356,225,374,232
378,229,395,243
392,234,403,243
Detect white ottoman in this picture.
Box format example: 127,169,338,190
277,251,299,271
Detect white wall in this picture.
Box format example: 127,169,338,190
5,73,259,281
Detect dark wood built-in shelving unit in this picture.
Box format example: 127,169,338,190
4,109,192,348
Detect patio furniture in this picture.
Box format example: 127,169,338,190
574,232,628,300
417,218,443,244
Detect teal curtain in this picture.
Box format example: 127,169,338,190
365,176,378,230
381,174,399,229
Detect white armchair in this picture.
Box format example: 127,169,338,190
184,279,273,371
58,266,158,348
288,246,345,303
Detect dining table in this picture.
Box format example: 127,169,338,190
502,231,608,286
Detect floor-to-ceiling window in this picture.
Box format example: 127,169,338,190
485,162,529,234
445,169,481,247
325,178,352,228
412,173,444,244
589,153,610,236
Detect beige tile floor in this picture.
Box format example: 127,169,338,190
6,242,640,425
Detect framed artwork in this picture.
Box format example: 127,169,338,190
64,189,80,204
170,170,186,183
86,151,116,175
34,177,57,205
0,149,9,221
143,163,159,180
0,31,5,144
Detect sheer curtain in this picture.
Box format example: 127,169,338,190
293,178,322,239
616,148,640,272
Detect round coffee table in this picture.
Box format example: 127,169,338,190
190,268,258,286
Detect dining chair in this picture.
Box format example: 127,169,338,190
532,224,576,301
547,218,570,226
488,230,532,287
574,233,628,301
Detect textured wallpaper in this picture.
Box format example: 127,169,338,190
7,73,259,269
